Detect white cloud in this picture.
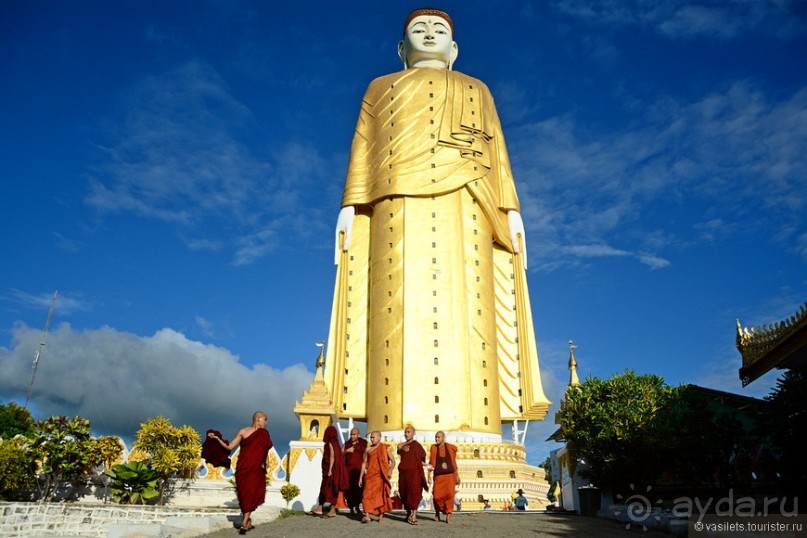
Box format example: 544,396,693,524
0,323,312,448
511,81,806,273
552,0,806,39
6,289,86,316
85,61,337,265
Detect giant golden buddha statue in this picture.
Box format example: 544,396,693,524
324,8,550,444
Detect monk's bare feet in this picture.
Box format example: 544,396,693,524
378,514,384,525
446,513,452,525
361,516,370,523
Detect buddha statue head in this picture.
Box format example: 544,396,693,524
398,8,458,70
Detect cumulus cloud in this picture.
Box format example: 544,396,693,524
0,323,313,449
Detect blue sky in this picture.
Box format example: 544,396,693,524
1,1,805,465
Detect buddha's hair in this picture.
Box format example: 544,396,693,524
404,8,453,36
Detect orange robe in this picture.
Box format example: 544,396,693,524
429,442,459,514
362,443,393,515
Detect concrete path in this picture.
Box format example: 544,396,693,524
201,510,672,538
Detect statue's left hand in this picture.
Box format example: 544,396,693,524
507,210,528,269
335,206,355,265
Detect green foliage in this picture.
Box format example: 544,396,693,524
280,483,300,507
89,436,124,472
559,370,676,492
763,370,807,490
105,462,160,505
29,415,97,501
0,401,35,439
557,370,761,494
0,437,38,499
133,417,201,503
538,456,557,502
658,386,742,486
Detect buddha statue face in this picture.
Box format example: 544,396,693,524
398,13,458,69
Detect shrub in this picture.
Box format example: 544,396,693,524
133,417,201,503
106,462,159,505
0,437,37,499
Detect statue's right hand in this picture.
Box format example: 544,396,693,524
335,206,355,265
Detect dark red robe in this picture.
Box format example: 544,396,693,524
319,426,349,504
397,440,427,511
343,437,368,509
235,428,272,513
202,429,231,469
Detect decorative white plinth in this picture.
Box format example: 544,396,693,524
286,440,325,511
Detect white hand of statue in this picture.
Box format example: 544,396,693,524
508,210,528,270
335,206,355,265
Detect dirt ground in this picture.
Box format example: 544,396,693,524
201,509,672,538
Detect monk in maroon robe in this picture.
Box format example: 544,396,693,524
342,427,368,515
397,425,428,525
310,425,349,518
208,411,273,534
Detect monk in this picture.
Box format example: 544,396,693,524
428,431,460,524
342,427,367,516
359,431,395,524
310,425,348,518
397,425,428,525
208,411,273,534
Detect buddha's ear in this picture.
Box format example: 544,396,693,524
398,40,408,69
448,42,458,70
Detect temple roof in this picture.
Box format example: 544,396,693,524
737,302,807,386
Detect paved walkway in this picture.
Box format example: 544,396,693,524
202,510,671,538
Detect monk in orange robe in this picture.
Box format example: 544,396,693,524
428,430,460,524
359,431,395,524
342,427,368,516
208,411,273,534
397,425,428,525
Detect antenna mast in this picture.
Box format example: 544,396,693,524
25,290,58,409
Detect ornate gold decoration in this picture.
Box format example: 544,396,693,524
293,346,336,440
304,448,318,461
737,302,807,385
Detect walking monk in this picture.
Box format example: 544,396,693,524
310,425,348,518
428,431,460,524
397,425,428,525
208,411,273,534
359,431,395,524
342,427,367,516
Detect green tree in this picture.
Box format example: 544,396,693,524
133,417,201,504
557,370,677,493
539,455,558,503
0,437,38,500
660,386,743,487
29,416,97,501
763,370,807,494
0,401,35,439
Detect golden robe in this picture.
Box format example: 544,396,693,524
326,67,549,433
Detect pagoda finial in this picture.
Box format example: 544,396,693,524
568,340,580,387
315,341,325,380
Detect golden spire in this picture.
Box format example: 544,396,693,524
568,340,580,387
